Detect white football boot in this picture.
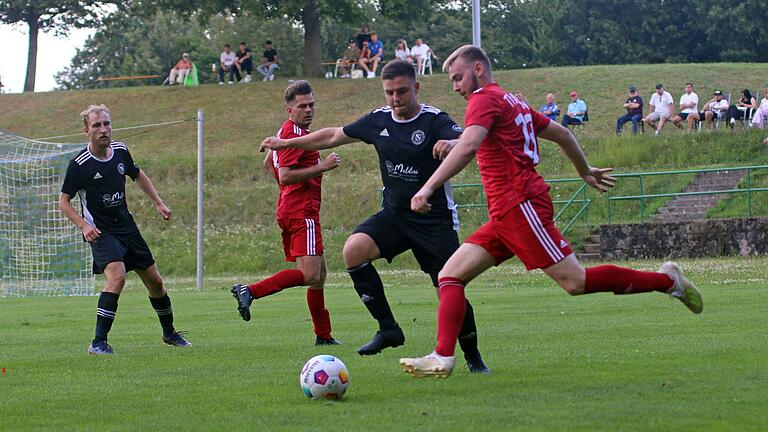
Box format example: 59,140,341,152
400,351,456,378
659,261,703,314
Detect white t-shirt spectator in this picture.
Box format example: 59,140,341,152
220,51,236,67
395,48,411,61
411,43,431,59
650,91,674,117
709,99,729,117
679,92,699,114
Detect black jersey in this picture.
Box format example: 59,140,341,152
61,142,141,235
343,104,463,227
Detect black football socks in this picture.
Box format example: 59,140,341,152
348,262,398,331
458,299,480,355
149,294,175,336
94,291,119,344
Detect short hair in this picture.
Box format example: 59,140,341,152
81,104,110,128
442,45,491,73
370,32,377,37
546,93,554,99
240,41,246,45
381,60,416,81
284,80,313,103
224,44,231,48
182,52,190,58
265,40,272,45
686,82,693,87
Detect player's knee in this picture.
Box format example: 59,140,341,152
107,273,126,290
342,238,369,268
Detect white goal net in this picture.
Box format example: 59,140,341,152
0,130,94,297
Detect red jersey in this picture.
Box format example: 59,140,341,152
465,83,551,220
271,120,322,219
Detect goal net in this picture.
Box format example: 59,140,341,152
0,130,94,297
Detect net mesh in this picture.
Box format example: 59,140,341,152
0,130,94,297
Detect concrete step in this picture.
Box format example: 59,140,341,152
582,243,601,254
578,252,601,261
656,213,706,222
658,205,711,215
668,196,718,206
684,183,737,192
589,234,601,243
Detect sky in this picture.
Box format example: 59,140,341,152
0,24,94,93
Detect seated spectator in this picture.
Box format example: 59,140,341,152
218,44,240,84
616,85,644,135
256,40,279,81
644,84,674,135
394,39,413,64
235,42,253,83
751,89,768,128
411,38,437,75
727,88,757,128
671,82,700,130
539,93,560,121
561,91,587,128
699,90,730,128
355,24,371,50
339,39,360,78
168,52,193,85
358,32,383,79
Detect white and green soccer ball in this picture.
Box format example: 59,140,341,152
300,355,349,400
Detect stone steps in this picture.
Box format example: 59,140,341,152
654,169,745,221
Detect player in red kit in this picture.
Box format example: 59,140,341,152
400,45,703,377
231,80,342,346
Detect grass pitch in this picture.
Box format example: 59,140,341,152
1,256,766,431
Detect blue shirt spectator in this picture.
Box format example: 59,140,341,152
567,97,587,121
369,39,384,58
538,93,560,120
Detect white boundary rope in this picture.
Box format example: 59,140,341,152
33,118,193,141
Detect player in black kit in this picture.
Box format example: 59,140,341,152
59,104,191,355
261,60,489,373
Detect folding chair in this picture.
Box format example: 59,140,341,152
183,64,199,87
419,51,433,76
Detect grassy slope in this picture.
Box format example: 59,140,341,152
0,257,766,431
1,63,767,275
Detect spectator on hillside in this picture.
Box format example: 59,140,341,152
411,38,437,74
727,88,757,128
616,85,644,135
168,52,193,85
644,84,674,135
750,89,768,128
394,39,413,64
235,42,254,83
561,91,587,128
671,82,700,130
699,90,730,129
539,93,560,121
219,44,240,84
358,32,383,79
257,40,279,81
355,24,371,50
339,39,360,78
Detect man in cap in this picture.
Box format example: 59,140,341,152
561,90,587,128
616,85,644,135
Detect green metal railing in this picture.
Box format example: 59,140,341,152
606,165,768,223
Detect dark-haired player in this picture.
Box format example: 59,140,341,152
231,80,342,346
59,104,190,355
261,60,489,373
399,45,702,378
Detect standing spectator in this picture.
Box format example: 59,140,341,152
218,44,240,84
358,32,383,79
339,39,360,78
235,42,254,83
752,89,768,128
394,40,413,64
671,82,700,130
257,40,279,81
561,91,587,128
168,53,193,85
355,24,371,50
539,93,560,121
700,90,730,129
728,89,757,128
411,38,437,75
616,85,644,135
644,84,674,135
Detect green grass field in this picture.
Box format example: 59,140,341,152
1,256,766,431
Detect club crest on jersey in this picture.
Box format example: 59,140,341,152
117,163,125,175
411,130,425,146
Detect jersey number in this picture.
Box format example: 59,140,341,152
514,113,540,164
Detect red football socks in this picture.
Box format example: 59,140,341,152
248,269,305,299
584,265,674,295
435,277,467,357
307,289,332,339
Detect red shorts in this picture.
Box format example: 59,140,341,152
278,218,324,262
465,193,573,270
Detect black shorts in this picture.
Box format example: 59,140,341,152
89,231,155,274
676,112,690,120
353,211,459,286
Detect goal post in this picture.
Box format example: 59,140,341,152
0,130,94,297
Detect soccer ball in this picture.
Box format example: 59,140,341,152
324,71,333,79
299,355,350,400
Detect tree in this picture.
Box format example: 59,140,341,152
0,1,116,92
